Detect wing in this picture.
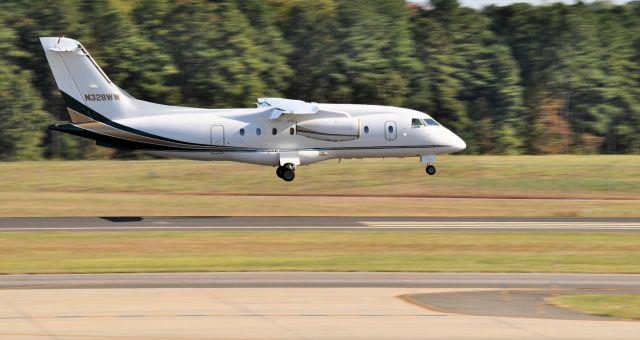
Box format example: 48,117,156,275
258,98,319,119
257,98,349,120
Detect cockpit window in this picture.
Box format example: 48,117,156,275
412,118,426,128
424,119,440,126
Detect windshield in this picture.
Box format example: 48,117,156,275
423,118,440,126
412,118,426,128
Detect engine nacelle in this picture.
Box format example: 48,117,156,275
296,117,360,142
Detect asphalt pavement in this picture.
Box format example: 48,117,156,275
0,216,639,232
1,272,639,289
410,289,640,321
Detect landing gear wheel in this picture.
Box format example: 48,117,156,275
425,165,437,176
276,166,285,178
282,169,295,182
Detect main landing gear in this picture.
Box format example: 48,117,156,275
276,163,296,182
425,165,437,175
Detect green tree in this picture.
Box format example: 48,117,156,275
488,2,640,153
1,0,91,159
332,0,423,106
0,60,52,160
274,0,341,102
135,0,278,107
277,0,424,106
1,0,639,158
80,1,180,104
234,0,293,98
413,0,526,154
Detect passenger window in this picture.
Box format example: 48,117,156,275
424,119,440,126
289,127,295,135
388,125,394,133
239,128,245,136
256,128,262,136
412,118,425,128
364,126,369,134
272,128,277,135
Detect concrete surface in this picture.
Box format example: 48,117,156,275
0,287,639,340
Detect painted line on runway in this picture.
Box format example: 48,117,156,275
0,332,217,340
361,222,640,229
362,221,640,225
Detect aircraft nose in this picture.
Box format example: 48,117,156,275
450,132,466,153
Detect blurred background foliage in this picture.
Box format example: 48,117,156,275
0,0,639,160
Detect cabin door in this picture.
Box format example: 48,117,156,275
210,125,225,153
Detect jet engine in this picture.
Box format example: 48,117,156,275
296,117,360,142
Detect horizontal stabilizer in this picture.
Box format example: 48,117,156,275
44,37,83,52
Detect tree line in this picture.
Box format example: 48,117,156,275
0,0,639,160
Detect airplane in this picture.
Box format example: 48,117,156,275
40,37,466,182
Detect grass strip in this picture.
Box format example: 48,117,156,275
0,156,639,217
1,231,639,274
548,295,640,320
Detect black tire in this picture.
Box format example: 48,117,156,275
276,166,284,178
282,169,295,182
426,165,437,175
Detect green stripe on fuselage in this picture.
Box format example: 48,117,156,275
59,91,211,147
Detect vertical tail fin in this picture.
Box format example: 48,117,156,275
40,37,134,122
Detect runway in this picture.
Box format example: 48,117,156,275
1,272,640,289
1,216,640,232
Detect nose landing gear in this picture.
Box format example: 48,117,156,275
420,155,437,176
276,163,296,182
420,155,436,176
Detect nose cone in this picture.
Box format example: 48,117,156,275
441,128,466,153
451,133,466,153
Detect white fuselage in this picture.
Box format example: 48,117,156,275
122,104,466,165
